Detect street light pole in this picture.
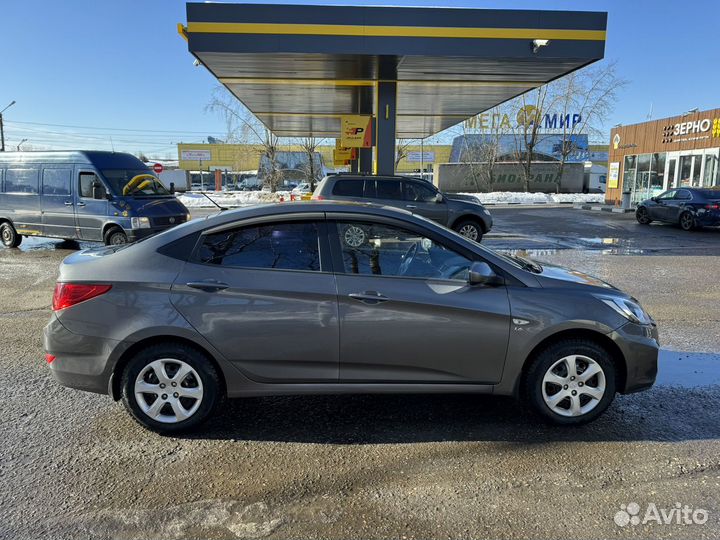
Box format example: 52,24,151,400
0,100,17,152
17,138,28,151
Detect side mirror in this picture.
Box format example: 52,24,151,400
468,261,504,286
435,193,444,203
92,181,106,200
651,196,658,202
169,182,175,194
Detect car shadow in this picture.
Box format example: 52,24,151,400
189,384,720,444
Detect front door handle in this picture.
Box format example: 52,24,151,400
64,201,74,206
348,291,389,304
186,280,230,292
406,204,417,209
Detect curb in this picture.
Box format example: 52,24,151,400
573,204,634,213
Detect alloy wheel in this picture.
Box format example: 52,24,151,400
343,225,366,248
134,358,204,423
458,224,479,241
680,213,694,231
541,354,606,417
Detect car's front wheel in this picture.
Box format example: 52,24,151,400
453,219,483,243
636,206,652,225
120,342,221,434
104,227,128,246
524,339,616,425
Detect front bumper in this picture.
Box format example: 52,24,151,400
609,321,659,394
43,314,124,395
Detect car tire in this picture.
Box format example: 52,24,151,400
0,222,22,248
120,342,222,434
523,338,616,425
104,227,128,246
679,211,695,231
453,219,483,243
635,206,652,225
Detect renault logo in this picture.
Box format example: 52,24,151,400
169,217,176,224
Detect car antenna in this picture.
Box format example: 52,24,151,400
200,191,228,211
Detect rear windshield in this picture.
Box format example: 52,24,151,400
102,169,170,197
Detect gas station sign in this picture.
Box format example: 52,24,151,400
341,115,373,148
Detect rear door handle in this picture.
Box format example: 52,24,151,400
64,201,74,206
348,291,389,304
186,280,230,292
76,202,86,207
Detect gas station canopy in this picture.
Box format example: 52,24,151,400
180,2,607,173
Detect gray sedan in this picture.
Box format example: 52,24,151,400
45,202,658,433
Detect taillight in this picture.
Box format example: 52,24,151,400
52,283,112,311
45,354,56,364
313,195,325,200
705,203,720,210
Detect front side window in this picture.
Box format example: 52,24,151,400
335,221,471,281
404,181,438,203
42,168,72,195
5,168,39,193
196,221,321,271
656,190,675,201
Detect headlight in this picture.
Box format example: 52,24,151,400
596,295,653,325
186,213,192,222
131,217,151,229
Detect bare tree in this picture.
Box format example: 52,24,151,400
299,136,325,190
394,139,415,170
206,86,284,191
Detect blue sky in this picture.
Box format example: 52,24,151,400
2,0,719,157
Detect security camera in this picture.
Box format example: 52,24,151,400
532,39,550,53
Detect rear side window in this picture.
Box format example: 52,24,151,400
196,221,321,271
676,189,692,200
5,168,39,194
332,179,364,197
376,180,403,200
42,168,72,195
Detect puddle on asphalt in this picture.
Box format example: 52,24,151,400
579,237,620,245
18,237,93,252
656,349,720,387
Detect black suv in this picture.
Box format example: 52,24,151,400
312,174,492,241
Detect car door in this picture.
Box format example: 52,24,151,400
329,215,511,383
648,190,675,221
669,189,693,221
41,166,77,239
170,216,340,382
402,180,448,225
75,169,108,241
374,179,405,210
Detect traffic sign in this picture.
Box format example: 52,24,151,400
152,163,164,174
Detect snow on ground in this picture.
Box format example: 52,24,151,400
178,191,291,208
458,192,606,205
178,190,605,208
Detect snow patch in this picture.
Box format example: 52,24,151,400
457,192,605,205
178,191,291,208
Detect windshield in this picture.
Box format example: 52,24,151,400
102,169,170,197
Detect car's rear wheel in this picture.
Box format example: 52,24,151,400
679,211,695,231
104,227,128,246
453,219,483,243
524,339,616,425
120,343,221,434
0,222,22,248
636,206,652,225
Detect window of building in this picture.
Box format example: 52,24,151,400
668,158,677,188
332,179,363,197
5,168,39,193
691,155,702,187
650,153,666,190
622,155,636,193
42,169,72,196
678,155,693,187
195,221,321,271
335,221,471,281
703,151,719,187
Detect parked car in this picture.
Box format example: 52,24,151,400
45,201,658,433
0,151,190,247
312,174,492,242
636,187,720,230
291,182,313,200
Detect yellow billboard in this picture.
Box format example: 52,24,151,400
341,115,373,148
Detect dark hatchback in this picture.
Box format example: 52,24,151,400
636,187,720,230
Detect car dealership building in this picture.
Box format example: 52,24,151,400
606,108,720,205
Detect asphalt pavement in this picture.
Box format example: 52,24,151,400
1,206,719,540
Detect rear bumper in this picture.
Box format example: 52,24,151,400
43,314,124,395
695,212,720,226
610,322,659,394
